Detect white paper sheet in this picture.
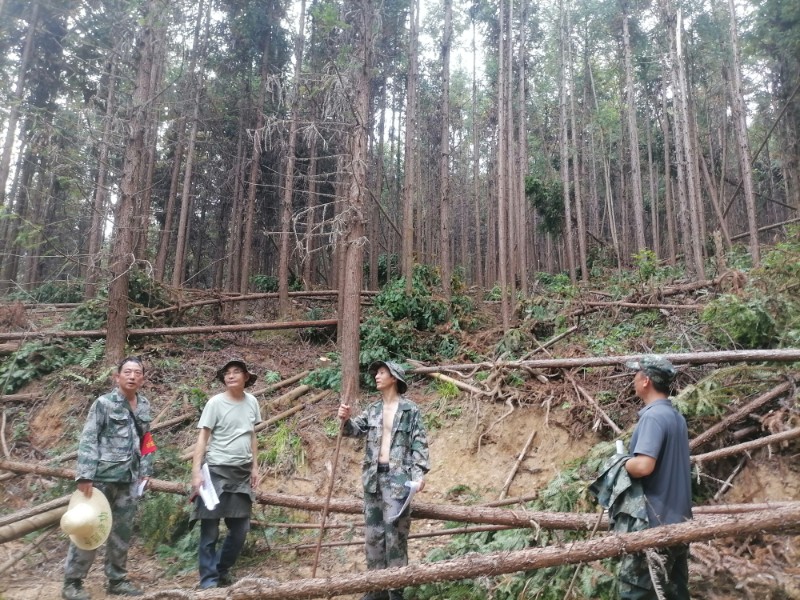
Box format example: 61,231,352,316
389,480,421,523
199,463,220,510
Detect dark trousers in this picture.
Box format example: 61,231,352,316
198,517,250,588
619,544,690,599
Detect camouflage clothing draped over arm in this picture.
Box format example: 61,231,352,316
343,396,430,499
76,390,153,483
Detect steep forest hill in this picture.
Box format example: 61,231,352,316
1,238,800,599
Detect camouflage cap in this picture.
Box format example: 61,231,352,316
625,354,676,388
368,360,408,394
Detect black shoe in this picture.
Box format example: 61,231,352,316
106,579,143,596
218,571,236,587
62,580,90,600
389,590,405,600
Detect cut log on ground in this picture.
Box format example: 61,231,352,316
141,504,800,600
0,526,56,575
0,319,339,342
151,290,378,316
410,349,800,375
0,494,70,528
0,506,67,543
0,392,39,403
689,380,794,450
251,371,311,397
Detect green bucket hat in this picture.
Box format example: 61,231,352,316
625,354,676,389
368,360,408,394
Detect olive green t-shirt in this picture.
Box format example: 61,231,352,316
198,392,261,466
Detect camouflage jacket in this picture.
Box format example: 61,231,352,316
343,395,429,499
75,389,153,483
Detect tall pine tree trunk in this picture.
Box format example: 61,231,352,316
106,0,162,364
279,0,307,316
401,0,419,294
439,0,452,305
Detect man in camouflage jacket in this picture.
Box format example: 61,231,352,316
338,360,429,600
62,357,154,600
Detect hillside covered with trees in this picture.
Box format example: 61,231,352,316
1,0,800,598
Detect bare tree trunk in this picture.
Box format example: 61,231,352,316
660,91,677,263
153,116,185,282
303,135,318,288
567,1,586,281
85,57,117,299
240,37,272,295
497,0,510,328
439,0,452,306
279,0,307,317
727,0,760,265
646,118,660,257
517,0,530,293
622,1,646,252
106,0,162,364
172,0,209,289
471,16,483,288
559,0,576,281
339,0,373,406
401,0,419,294
0,1,38,208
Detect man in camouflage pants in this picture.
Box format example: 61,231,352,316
338,361,430,600
62,357,154,600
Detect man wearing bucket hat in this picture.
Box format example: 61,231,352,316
338,360,430,600
62,357,154,600
620,355,692,600
191,359,262,589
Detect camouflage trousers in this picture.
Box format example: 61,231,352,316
363,470,411,570
618,544,690,600
64,481,138,582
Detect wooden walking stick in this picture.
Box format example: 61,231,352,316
311,416,345,577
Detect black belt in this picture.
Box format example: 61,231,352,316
377,463,390,473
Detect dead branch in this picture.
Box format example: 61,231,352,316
0,319,339,342
498,430,537,500
142,504,800,599
0,526,57,575
151,290,377,316
692,426,800,463
690,381,794,451
410,349,800,375
567,373,623,435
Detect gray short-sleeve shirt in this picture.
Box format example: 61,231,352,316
630,399,693,526
198,392,262,466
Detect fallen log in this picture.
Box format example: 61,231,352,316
142,503,800,600
690,381,794,451
692,426,800,463
252,371,311,397
409,349,800,375
0,494,70,528
151,290,378,316
0,506,67,544
0,393,38,403
0,319,339,342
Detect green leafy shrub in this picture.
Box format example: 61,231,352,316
259,422,305,474
6,279,83,303
250,274,278,292
701,293,776,348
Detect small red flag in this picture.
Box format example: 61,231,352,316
140,431,157,456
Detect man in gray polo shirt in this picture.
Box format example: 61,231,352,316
621,355,692,599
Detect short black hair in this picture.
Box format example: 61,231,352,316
117,356,144,374
643,370,670,395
